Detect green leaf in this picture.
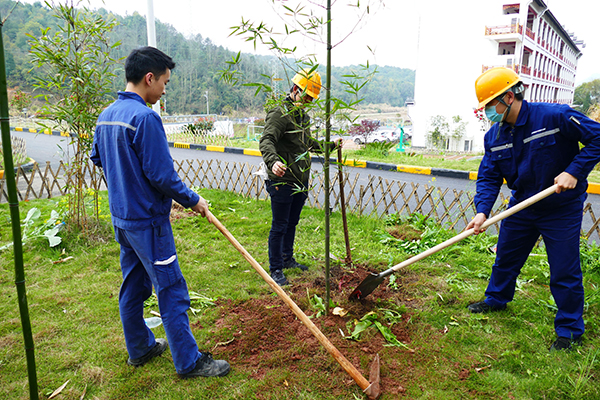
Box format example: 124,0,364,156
24,208,41,225
374,321,409,349
47,235,62,248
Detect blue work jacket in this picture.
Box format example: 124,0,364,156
475,101,600,216
90,92,199,230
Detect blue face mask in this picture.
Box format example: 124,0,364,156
485,104,505,123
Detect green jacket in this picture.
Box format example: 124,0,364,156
259,98,332,187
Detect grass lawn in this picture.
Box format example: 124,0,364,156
1,190,599,399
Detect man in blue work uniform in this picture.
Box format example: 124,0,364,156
466,67,600,351
91,47,229,377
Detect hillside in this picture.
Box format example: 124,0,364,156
0,0,415,115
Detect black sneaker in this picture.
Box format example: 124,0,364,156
467,301,507,313
549,336,582,352
179,352,230,378
270,269,289,286
283,257,309,271
127,338,168,367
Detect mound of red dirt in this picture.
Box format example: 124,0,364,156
202,264,428,397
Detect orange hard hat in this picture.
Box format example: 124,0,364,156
292,69,322,99
475,67,520,109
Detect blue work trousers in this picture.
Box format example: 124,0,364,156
484,200,585,339
266,181,308,272
114,220,200,374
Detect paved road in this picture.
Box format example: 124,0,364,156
11,129,482,194
11,130,72,169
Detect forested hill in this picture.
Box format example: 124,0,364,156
0,0,415,115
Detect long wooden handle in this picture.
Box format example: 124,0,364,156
207,211,373,393
381,184,558,278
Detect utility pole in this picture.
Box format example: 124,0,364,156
146,0,161,116
204,91,209,115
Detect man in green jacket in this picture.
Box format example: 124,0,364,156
260,69,338,285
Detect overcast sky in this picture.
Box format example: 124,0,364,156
17,0,600,84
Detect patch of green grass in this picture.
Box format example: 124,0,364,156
1,192,600,399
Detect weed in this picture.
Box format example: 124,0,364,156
189,291,217,316
465,232,498,254
567,350,598,399
388,274,400,290
380,215,452,255
346,310,409,349
353,141,397,158
580,238,600,274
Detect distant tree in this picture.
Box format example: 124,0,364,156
427,115,449,149
348,119,380,144
222,104,234,116
589,104,600,123
574,79,600,115
450,115,467,141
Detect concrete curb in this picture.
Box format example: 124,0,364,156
8,126,600,195
0,159,35,179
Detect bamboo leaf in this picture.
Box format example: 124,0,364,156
48,380,70,399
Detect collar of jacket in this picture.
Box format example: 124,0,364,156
282,96,307,120
497,100,529,138
118,91,147,106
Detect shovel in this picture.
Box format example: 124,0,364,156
207,211,381,399
349,184,558,300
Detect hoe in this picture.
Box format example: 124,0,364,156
349,184,558,301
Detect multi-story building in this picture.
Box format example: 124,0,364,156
408,0,584,152
483,0,584,105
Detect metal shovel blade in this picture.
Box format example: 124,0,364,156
364,353,381,399
348,272,385,300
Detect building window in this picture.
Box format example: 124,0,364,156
464,140,473,152
503,4,520,14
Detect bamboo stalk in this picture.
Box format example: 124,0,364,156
0,13,39,400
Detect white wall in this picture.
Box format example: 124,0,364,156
409,1,504,152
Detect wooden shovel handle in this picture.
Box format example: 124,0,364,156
383,184,558,278
207,211,374,394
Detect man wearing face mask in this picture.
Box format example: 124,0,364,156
466,67,600,351
260,68,340,286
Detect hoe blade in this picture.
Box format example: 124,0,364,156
349,272,385,300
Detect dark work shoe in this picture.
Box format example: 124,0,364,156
467,301,507,313
179,352,230,378
283,257,309,271
549,336,582,352
127,338,168,367
270,269,289,286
